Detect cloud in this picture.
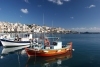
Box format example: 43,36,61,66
24,0,29,3
70,17,74,19
86,5,96,8
48,0,70,5
71,27,100,32
21,9,28,14
63,0,70,2
57,0,63,5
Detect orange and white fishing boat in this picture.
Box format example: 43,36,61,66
25,37,72,57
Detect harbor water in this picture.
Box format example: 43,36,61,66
0,34,100,67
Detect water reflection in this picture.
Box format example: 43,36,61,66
26,51,72,67
0,45,30,59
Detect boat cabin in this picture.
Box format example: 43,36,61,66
32,37,63,50
33,41,63,50
51,41,62,49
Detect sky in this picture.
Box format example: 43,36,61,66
0,0,100,32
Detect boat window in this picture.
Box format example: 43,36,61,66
52,42,57,45
24,34,29,37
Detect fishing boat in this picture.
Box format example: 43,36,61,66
0,34,33,47
26,51,72,67
25,37,73,57
25,13,73,57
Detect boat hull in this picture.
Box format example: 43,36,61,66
26,51,72,66
25,42,72,57
0,39,31,47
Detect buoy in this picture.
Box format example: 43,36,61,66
0,56,4,59
72,49,75,51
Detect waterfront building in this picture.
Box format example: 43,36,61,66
0,21,71,33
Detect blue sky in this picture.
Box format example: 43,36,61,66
0,0,100,32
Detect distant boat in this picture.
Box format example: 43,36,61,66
26,51,72,67
25,37,73,57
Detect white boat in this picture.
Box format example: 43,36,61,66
0,39,31,47
0,34,33,47
0,33,32,41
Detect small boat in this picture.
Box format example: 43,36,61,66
0,39,31,47
0,34,33,47
26,51,72,67
25,37,72,57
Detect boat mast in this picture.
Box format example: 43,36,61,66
43,13,45,38
43,0,45,38
43,13,45,37
52,20,54,41
43,13,44,26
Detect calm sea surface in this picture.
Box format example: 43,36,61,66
0,34,100,67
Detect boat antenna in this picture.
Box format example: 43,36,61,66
43,13,45,46
43,13,44,26
52,20,54,41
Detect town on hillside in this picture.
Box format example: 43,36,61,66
0,21,75,34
